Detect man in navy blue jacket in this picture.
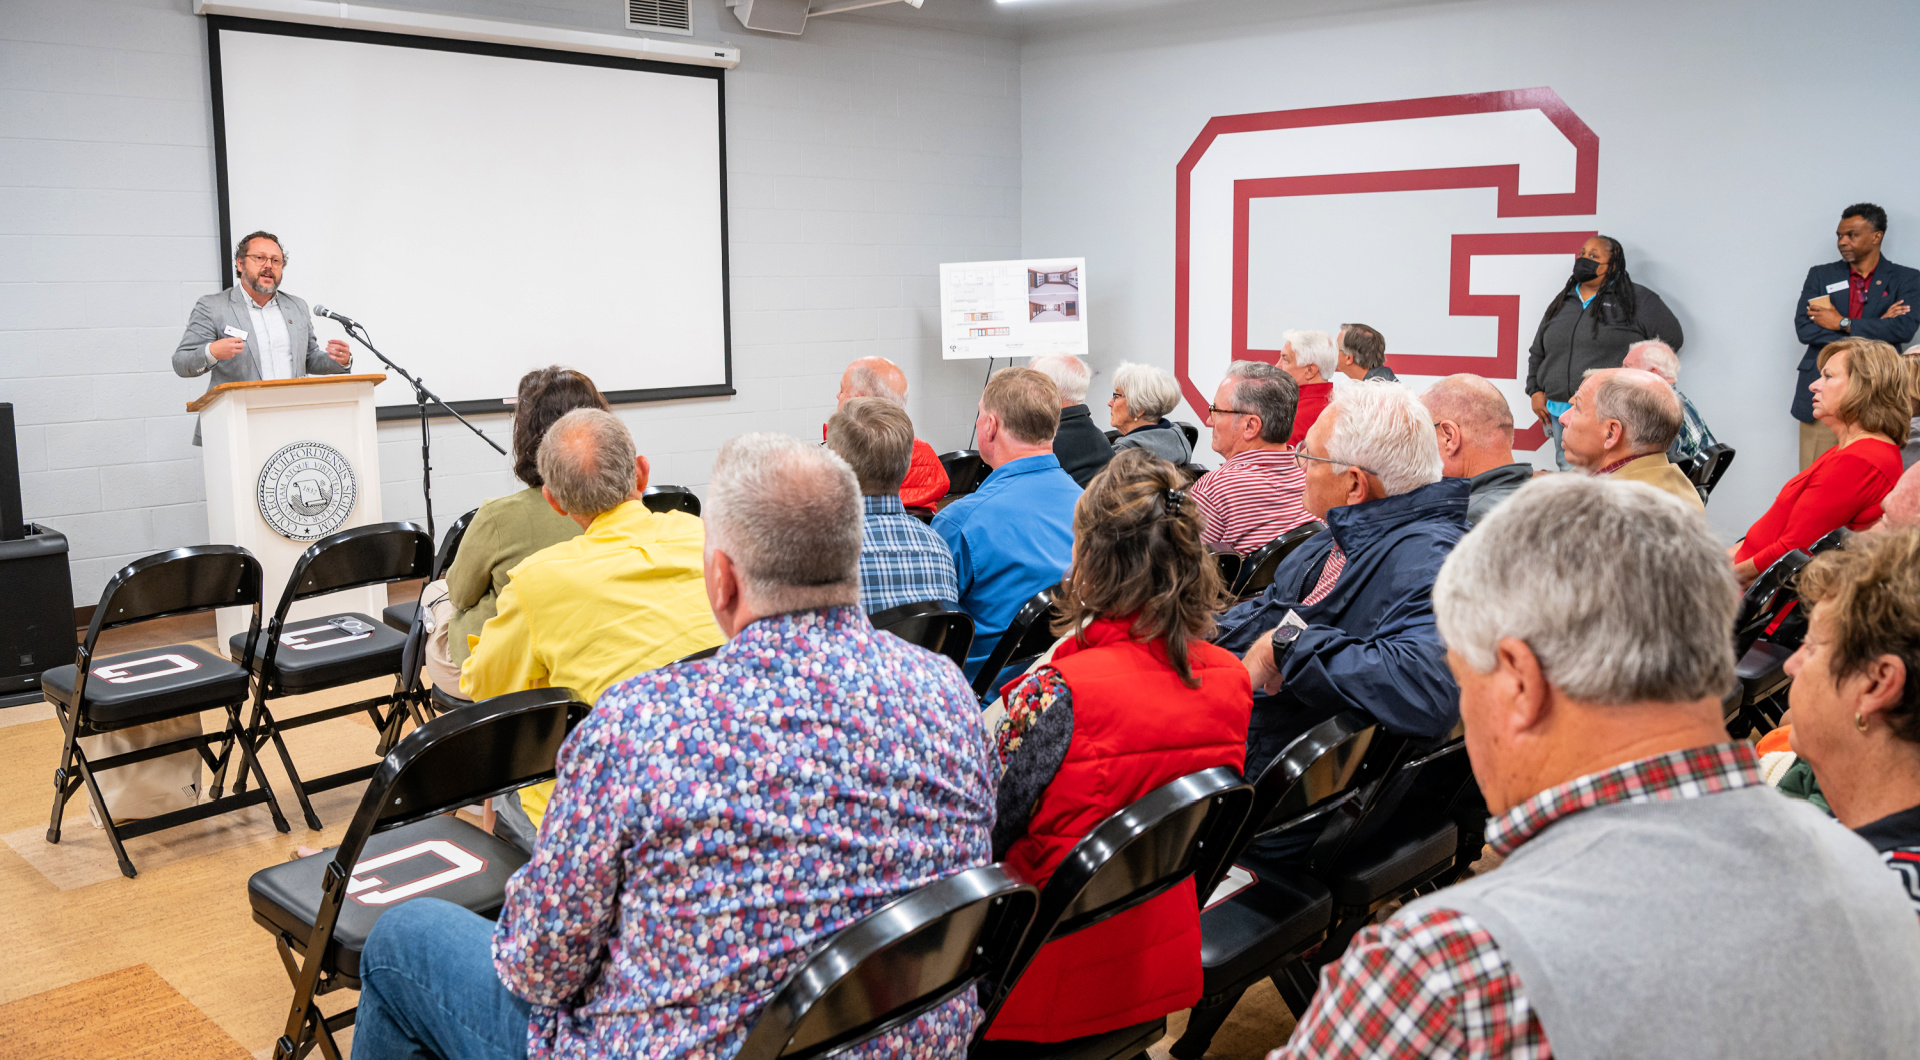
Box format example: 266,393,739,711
1794,203,1919,468
1217,383,1470,784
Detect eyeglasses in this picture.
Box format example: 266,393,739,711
1292,448,1381,477
1207,405,1254,418
1110,391,1125,401
242,253,286,268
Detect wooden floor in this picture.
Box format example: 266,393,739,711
0,590,1303,1059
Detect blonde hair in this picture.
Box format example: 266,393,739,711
1799,528,1920,744
982,367,1060,445
1818,338,1912,443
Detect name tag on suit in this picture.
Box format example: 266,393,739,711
1826,280,1850,295
224,325,249,339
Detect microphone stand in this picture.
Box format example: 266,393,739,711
340,322,504,544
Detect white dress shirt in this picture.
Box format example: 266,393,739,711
205,287,294,379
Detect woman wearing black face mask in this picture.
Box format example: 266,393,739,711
1525,235,1685,468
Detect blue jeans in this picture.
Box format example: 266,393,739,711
1542,406,1572,472
353,898,533,1060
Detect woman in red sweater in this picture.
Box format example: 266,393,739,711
982,449,1253,1044
1735,337,1910,586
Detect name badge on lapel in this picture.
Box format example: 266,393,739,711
1825,280,1850,295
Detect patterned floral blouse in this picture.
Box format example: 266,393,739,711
491,605,998,1059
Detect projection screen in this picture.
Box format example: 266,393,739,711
207,17,732,418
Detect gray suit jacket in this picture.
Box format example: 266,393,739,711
172,284,348,444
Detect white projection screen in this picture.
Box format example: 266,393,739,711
208,18,732,418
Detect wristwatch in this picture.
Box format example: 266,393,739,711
1269,622,1305,664
1840,317,1852,333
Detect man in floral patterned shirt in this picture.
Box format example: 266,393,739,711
352,434,997,1060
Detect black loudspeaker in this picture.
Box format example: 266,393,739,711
0,403,22,541
0,525,73,707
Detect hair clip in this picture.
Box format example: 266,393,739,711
1163,488,1186,515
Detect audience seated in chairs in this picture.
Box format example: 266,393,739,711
836,355,949,509
1191,361,1312,554
1274,330,1339,445
1334,322,1395,382
351,433,996,1060
1107,362,1194,465
1622,338,1718,464
1220,382,1468,788
460,407,722,846
1557,367,1704,512
1269,474,1920,1058
826,396,959,614
1735,337,1909,587
933,367,1082,681
1031,352,1113,488
1782,526,1920,914
984,449,1251,1042
423,366,607,693
1421,373,1535,526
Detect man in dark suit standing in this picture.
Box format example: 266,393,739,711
1794,203,1919,468
171,230,352,444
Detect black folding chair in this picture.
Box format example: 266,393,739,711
381,507,476,633
674,644,722,665
1809,527,1854,555
40,545,288,878
1212,552,1242,590
247,687,589,1060
735,866,1040,1060
1102,429,1120,444
225,522,435,830
1175,422,1200,449
971,588,1061,701
1231,521,1326,599
643,484,702,516
1684,442,1735,498
871,601,975,671
971,767,1254,1060
1172,713,1378,1058
939,451,992,498
1723,549,1815,737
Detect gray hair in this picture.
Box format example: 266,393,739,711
1623,340,1680,385
1283,329,1339,378
1323,381,1443,496
1113,362,1181,421
537,408,637,517
1226,361,1298,444
1590,368,1682,453
826,397,913,496
706,433,862,613
1434,475,1737,703
1030,353,1091,404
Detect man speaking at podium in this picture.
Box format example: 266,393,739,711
171,230,352,444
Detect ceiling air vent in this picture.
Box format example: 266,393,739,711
628,0,694,35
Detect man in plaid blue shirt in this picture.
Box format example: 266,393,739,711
1625,340,1717,463
828,398,959,614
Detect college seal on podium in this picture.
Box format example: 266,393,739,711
256,440,358,541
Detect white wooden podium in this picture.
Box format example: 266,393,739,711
190,375,390,643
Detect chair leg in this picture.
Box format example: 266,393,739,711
45,719,81,844
230,704,291,834
73,753,138,878
252,701,323,831
1272,959,1321,1019
1169,986,1245,1060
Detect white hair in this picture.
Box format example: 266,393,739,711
1323,381,1443,496
1030,353,1091,404
1434,474,1737,703
1283,329,1339,379
1112,362,1181,421
1623,339,1680,385
706,433,862,613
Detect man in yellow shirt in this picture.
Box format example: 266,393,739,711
462,407,722,840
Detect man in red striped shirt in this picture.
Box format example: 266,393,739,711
1191,361,1314,554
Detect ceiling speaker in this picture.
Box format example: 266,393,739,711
728,0,809,35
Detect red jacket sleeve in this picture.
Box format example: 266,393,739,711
1742,448,1896,572
900,438,950,509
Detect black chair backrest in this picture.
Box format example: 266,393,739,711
970,588,1060,699
1233,520,1326,598
977,766,1253,1033
870,601,975,672
1310,735,1470,873
643,485,702,517
937,451,990,496
1212,551,1243,590
282,522,434,605
674,645,721,665
1734,549,1813,656
1809,527,1854,555
1102,428,1120,444
735,866,1039,1060
431,508,478,581
1239,711,1377,848
73,545,264,707
1176,422,1200,448
1693,442,1735,493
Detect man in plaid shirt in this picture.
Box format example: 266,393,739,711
828,397,958,615
1272,475,1920,1059
1624,339,1717,464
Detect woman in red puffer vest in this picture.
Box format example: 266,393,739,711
982,448,1253,1043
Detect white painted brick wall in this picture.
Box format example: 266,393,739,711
2,0,1020,603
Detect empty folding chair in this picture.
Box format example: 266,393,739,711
734,866,1039,1060
248,686,589,1060
226,522,434,830
1232,521,1326,599
642,484,702,517
40,545,289,878
870,600,975,671
971,767,1255,1060
380,507,476,633
971,588,1061,701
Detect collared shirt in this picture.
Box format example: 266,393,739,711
857,493,959,615
1271,742,1763,1060
1850,264,1878,320
1190,446,1313,555
461,499,724,823
1667,388,1718,464
208,288,293,378
932,453,1080,679
493,606,997,1060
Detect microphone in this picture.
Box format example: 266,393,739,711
312,304,361,329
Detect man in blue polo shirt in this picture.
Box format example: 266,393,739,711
934,366,1082,682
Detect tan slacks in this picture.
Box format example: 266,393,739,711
1799,420,1838,471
